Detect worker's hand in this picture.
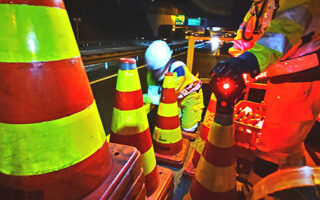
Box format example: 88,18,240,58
209,52,260,115
143,94,160,105
210,75,245,115
210,52,260,79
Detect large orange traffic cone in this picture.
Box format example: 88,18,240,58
185,114,237,199
153,72,190,168
184,93,217,176
0,1,113,199
110,58,173,198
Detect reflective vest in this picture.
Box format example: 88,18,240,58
147,59,201,98
229,0,277,57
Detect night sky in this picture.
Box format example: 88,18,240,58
64,0,251,41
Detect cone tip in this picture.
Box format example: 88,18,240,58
120,58,136,64
119,58,137,70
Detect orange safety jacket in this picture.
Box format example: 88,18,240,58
229,0,278,57
231,0,320,77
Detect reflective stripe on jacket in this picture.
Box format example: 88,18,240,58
249,0,320,72
232,0,320,75
229,0,277,57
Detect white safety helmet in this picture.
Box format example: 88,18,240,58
145,40,172,71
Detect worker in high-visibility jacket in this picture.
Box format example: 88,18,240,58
144,40,204,134
210,0,320,190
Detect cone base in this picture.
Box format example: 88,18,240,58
183,148,196,177
84,143,142,200
155,138,190,168
181,130,197,140
148,166,174,200
123,168,146,200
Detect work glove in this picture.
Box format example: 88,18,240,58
143,93,160,105
143,85,161,105
210,52,260,80
209,52,260,115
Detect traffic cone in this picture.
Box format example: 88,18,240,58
184,93,217,176
153,72,190,168
185,115,237,200
0,1,113,199
110,58,173,197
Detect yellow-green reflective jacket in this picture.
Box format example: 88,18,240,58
232,0,320,72
147,60,200,96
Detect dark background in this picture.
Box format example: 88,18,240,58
64,0,251,41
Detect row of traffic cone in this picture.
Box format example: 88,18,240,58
108,41,238,200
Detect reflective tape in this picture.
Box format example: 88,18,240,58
0,4,79,62
158,102,179,117
110,128,152,154
0,0,66,9
111,106,149,135
0,101,106,176
195,136,206,154
195,157,236,193
153,126,182,144
141,146,157,175
189,176,236,199
203,110,215,129
249,43,283,72
144,167,159,195
207,123,234,148
203,142,235,167
114,90,144,110
160,88,176,104
0,57,93,124
116,69,141,92
277,6,312,30
156,115,180,130
153,139,182,155
163,74,175,88
265,53,319,77
257,32,292,55
199,126,210,141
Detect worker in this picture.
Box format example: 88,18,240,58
144,40,204,135
210,0,320,193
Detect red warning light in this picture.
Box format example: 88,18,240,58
218,78,235,95
223,82,231,90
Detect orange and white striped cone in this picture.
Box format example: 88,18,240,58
185,114,237,200
153,72,190,168
0,1,112,199
110,58,173,197
184,93,217,176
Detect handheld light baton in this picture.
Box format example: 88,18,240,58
210,74,247,115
